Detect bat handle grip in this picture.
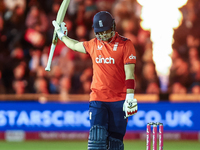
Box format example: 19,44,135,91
45,43,56,71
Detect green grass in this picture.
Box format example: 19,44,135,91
0,140,199,150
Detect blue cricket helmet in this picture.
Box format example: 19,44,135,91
92,11,115,33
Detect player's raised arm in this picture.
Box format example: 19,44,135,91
52,20,86,53
62,36,86,53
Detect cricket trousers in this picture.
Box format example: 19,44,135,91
89,100,127,141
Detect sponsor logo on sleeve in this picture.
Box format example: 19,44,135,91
129,54,136,60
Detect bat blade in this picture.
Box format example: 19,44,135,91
45,0,70,71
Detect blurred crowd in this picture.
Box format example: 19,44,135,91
0,0,199,98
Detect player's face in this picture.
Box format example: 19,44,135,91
96,29,114,41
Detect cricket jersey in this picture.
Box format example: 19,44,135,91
83,32,136,102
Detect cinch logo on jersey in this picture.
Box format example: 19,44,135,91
95,55,115,64
129,54,136,59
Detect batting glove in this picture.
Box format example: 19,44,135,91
123,93,138,118
52,20,68,40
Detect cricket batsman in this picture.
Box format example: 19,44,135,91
52,11,138,150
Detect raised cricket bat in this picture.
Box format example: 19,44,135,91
45,0,70,71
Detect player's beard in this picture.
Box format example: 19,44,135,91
95,31,115,42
